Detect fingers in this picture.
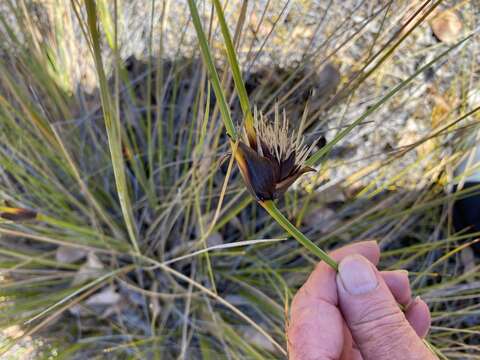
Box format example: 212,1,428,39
381,270,412,306
289,241,432,360
329,240,381,265
405,297,431,338
291,240,379,316
287,299,344,360
381,270,431,337
339,325,363,360
339,324,353,360
349,348,363,360
289,241,379,360
336,255,436,360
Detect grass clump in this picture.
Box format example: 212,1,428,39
0,0,479,358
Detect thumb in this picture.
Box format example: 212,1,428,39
336,255,436,360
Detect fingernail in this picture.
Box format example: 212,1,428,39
398,269,409,276
407,296,421,310
339,255,378,295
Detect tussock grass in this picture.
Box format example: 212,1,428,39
0,0,479,358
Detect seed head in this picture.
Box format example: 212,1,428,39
234,106,323,201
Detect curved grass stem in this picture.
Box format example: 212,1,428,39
187,0,237,140
85,0,140,253
260,200,338,271
212,0,255,144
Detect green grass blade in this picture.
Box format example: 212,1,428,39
261,200,338,270
84,0,140,253
187,0,237,140
212,0,254,138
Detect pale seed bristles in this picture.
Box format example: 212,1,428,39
247,106,314,168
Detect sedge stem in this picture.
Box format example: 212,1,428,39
260,200,338,271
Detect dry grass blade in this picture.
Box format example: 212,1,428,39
0,0,479,358
141,256,287,356
83,0,139,253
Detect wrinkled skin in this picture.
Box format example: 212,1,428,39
288,241,435,360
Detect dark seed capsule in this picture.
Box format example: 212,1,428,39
235,141,279,201
234,107,325,201
0,208,38,221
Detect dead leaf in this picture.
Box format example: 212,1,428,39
72,252,104,286
398,132,420,149
56,246,87,264
85,286,121,306
2,325,24,339
430,10,462,44
416,138,437,159
421,137,438,155
68,287,122,317
427,86,456,129
248,11,272,39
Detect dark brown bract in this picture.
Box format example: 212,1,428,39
234,107,322,201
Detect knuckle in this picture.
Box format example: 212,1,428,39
351,297,405,331
349,298,411,350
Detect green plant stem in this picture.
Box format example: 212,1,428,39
187,0,237,140
212,0,255,140
85,0,140,253
261,200,338,271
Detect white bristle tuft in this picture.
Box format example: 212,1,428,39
244,106,314,168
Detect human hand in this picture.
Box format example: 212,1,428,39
287,241,436,360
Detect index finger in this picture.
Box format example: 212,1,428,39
291,240,380,316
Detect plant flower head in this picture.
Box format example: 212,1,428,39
234,106,323,201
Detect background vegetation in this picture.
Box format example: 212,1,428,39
0,0,479,358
